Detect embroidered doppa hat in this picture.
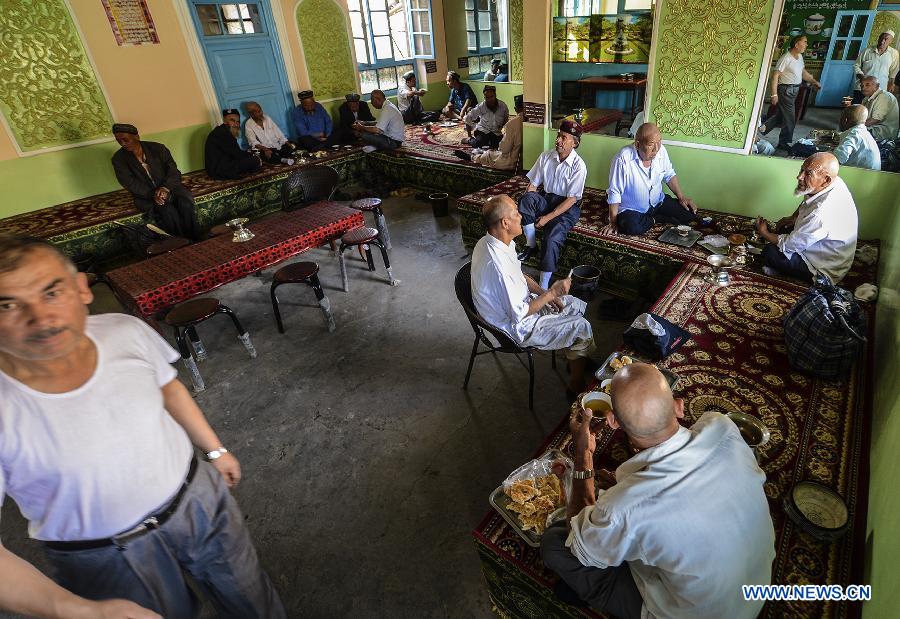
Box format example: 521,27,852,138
112,123,138,135
513,94,524,109
297,90,314,100
222,108,240,117
483,84,497,93
558,119,583,142
345,93,361,102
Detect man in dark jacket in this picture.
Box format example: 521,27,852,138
204,109,262,180
335,93,375,143
111,123,200,240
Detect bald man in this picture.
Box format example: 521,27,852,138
470,194,595,395
858,75,899,141
833,105,881,171
541,363,774,619
755,153,858,284
604,123,697,237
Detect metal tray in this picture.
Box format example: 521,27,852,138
489,449,568,548
697,240,729,255
658,227,702,247
594,351,680,391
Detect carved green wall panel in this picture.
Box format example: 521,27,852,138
868,11,900,48
649,0,775,149
0,0,113,152
508,0,523,81
297,0,357,100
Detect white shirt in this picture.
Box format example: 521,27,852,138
862,89,900,140
854,46,900,92
472,114,523,171
833,124,881,171
607,144,677,213
778,176,858,284
0,314,192,541
465,100,510,135
526,148,587,199
375,100,406,143
397,83,416,113
244,114,289,149
774,51,804,85
568,412,775,619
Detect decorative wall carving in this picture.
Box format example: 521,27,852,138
650,0,775,149
0,0,114,152
508,0,524,81
296,0,357,101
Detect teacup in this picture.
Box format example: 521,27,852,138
580,391,612,415
676,225,691,237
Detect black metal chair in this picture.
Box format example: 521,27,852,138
281,165,340,212
454,262,555,410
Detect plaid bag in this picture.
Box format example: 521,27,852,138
783,276,866,379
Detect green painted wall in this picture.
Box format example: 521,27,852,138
0,124,209,219
296,0,357,101
863,193,900,619
650,0,776,149
522,126,898,240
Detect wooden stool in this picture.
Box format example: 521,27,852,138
351,198,391,249
337,227,400,292
164,298,257,393
270,261,336,333
147,236,190,257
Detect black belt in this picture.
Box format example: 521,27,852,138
44,457,198,551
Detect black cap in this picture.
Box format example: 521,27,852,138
297,90,314,100
345,93,361,102
513,94,523,109
222,108,240,117
112,123,138,135
483,84,496,93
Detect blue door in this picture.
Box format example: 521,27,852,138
818,11,875,107
189,1,294,144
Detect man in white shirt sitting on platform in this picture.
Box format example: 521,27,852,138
603,123,697,237
354,89,406,153
833,105,881,171
244,100,296,164
858,75,899,141
517,120,587,290
542,363,775,619
755,152,858,284
0,235,284,618
464,84,509,150
471,195,595,396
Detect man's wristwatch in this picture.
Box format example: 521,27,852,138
205,447,228,461
573,468,594,480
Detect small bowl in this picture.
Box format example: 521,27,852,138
707,254,735,269
783,481,849,541
676,225,691,237
726,412,770,449
728,233,747,245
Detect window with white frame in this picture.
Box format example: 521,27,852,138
349,0,434,95
465,0,507,57
562,0,650,16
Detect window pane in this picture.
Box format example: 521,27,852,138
597,0,617,12
468,55,479,72
831,39,846,61
847,39,862,59
378,67,398,91
467,32,477,49
466,11,475,31
351,13,365,38
371,11,389,35
465,0,474,8
225,21,244,34
838,15,852,37
480,29,491,48
196,5,222,36
414,34,430,55
347,0,361,9
411,0,427,8
361,70,378,95
389,10,410,58
623,0,652,9
245,4,261,32
354,38,369,64
369,0,387,9
478,0,489,10
239,3,250,18
398,63,414,78
243,19,255,33
853,17,868,38
374,35,393,60
412,11,429,32
221,4,240,20
478,11,491,29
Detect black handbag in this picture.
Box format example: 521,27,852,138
622,312,690,360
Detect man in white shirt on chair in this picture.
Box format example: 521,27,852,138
755,152,858,284
471,195,595,396
541,362,774,618
833,105,881,171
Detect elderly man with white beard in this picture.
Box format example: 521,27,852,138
754,152,858,284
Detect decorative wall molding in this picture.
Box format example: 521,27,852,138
649,0,776,151
296,0,357,101
508,0,524,81
0,0,114,153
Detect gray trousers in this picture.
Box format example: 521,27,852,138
43,461,285,619
765,83,799,145
360,131,402,151
540,523,643,619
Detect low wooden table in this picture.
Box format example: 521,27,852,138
558,108,623,134
106,201,363,318
576,74,647,133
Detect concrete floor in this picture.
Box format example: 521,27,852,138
1,197,630,618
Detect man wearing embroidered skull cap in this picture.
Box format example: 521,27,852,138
112,123,201,240
517,120,586,290
336,93,375,143
291,90,338,150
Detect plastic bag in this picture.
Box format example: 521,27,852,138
502,450,574,530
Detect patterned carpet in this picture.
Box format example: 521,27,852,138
385,123,478,166
457,175,881,292
0,146,365,240
474,262,873,619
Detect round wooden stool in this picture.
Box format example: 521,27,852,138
146,236,190,257
351,197,391,249
164,298,257,393
337,227,400,292
270,261,336,333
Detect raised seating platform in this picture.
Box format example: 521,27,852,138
457,176,880,300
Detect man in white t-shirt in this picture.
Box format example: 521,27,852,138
761,35,821,150
354,89,405,152
0,235,284,618
542,363,774,618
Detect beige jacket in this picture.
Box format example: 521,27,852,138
472,114,522,171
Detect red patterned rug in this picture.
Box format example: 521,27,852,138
474,262,873,619
457,176,881,291
386,123,479,166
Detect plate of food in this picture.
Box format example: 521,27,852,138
489,449,572,546
594,351,680,390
